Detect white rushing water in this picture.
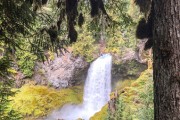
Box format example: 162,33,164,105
46,54,112,120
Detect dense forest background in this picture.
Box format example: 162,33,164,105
1,0,152,119
0,0,179,120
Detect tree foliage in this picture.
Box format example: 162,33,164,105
0,0,36,51
0,0,148,119
16,47,37,77
0,0,36,119
0,56,22,120
72,0,139,61
72,26,98,62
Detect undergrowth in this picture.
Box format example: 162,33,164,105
91,69,153,120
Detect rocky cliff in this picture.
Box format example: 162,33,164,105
33,52,89,88
14,41,149,88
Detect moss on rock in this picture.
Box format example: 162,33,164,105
90,105,108,120
10,84,83,118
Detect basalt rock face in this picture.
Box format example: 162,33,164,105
111,40,149,87
15,41,148,89
21,50,147,89
33,52,89,89
112,59,147,82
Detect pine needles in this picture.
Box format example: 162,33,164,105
0,0,36,50
0,56,22,120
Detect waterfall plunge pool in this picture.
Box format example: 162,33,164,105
46,54,112,120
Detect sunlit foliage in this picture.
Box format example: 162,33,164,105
72,25,98,62
117,69,153,119
15,41,37,77
10,84,83,118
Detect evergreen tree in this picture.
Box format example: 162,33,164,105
1,1,179,119
135,0,180,119
0,56,22,120
0,0,36,119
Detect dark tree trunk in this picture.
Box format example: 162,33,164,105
153,0,180,119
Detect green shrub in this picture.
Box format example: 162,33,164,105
16,49,37,77
107,97,125,120
72,26,98,62
105,33,125,54
137,78,154,120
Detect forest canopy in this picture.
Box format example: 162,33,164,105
1,0,179,120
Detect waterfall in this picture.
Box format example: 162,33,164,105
46,54,112,120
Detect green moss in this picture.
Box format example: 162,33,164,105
10,84,83,118
91,69,153,120
115,79,133,91
90,80,134,120
113,60,147,81
102,69,153,120
131,69,152,88
91,70,152,119
90,105,108,120
118,69,153,119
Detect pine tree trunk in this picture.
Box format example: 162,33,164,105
153,0,180,119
